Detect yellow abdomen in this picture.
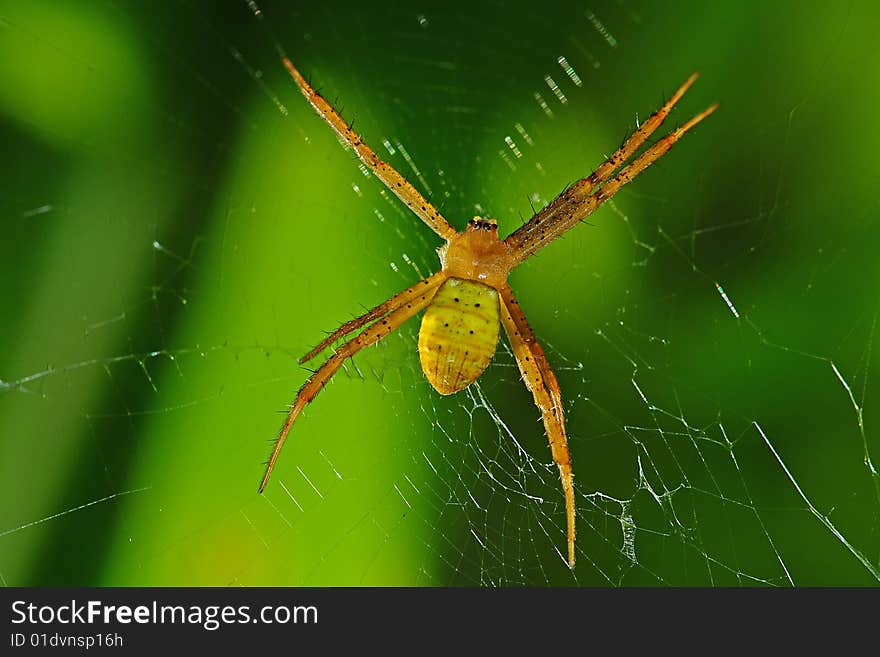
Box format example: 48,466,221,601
418,278,500,395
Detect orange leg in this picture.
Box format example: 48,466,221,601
260,276,444,492
505,73,716,263
281,57,458,242
498,283,576,567
300,270,447,363
527,103,718,259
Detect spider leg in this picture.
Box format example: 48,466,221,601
498,283,576,568
259,281,441,493
505,73,716,264
585,72,700,190
300,271,447,363
281,57,458,242
525,102,718,261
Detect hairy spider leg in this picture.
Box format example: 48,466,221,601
507,74,700,252
281,57,457,242
499,284,576,567
532,103,719,257
579,72,701,195
259,281,442,493
301,271,448,363
505,76,717,264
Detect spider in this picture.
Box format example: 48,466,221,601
259,53,717,568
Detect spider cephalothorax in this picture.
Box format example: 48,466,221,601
439,216,511,287
261,53,716,568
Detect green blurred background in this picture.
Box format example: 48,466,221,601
1,0,878,586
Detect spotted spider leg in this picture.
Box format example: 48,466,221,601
260,278,442,492
499,284,576,567
281,56,457,242
505,73,717,264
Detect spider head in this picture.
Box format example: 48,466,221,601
466,216,498,233
439,216,511,287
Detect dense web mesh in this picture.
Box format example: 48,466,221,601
1,0,878,586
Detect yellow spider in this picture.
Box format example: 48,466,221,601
259,53,717,568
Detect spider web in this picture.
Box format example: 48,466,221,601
1,0,879,586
